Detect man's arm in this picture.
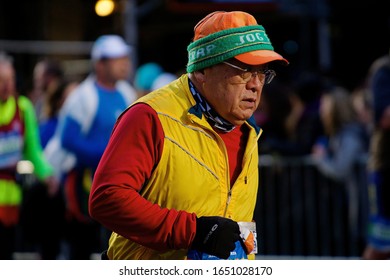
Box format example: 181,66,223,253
89,103,197,251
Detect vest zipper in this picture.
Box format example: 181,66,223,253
224,189,232,217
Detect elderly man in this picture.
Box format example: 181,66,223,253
89,11,288,260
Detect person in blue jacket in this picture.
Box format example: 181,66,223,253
362,54,390,259
45,34,137,259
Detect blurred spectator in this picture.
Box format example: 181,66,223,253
19,79,79,260
311,85,369,179
28,58,64,122
255,80,294,155
362,54,390,260
285,72,327,156
134,62,177,97
257,72,326,156
351,85,373,144
0,51,57,259
39,80,78,147
311,85,369,244
44,35,137,259
152,72,177,90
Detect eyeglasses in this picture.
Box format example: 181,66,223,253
222,61,276,84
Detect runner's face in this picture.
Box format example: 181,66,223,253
104,56,131,81
200,61,266,126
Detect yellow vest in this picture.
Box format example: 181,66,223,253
108,75,262,259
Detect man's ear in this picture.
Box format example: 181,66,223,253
193,69,206,83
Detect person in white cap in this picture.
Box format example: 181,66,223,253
44,34,137,259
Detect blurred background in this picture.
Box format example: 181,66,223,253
1,0,389,92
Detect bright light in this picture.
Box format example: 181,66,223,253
95,0,115,17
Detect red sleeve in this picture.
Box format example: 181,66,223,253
89,103,197,251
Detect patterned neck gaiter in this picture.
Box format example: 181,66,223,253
188,79,235,132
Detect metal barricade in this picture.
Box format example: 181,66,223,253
254,154,369,258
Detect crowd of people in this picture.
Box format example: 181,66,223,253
0,34,138,259
0,10,389,260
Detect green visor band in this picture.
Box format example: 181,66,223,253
187,25,274,73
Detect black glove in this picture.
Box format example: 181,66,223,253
191,216,240,259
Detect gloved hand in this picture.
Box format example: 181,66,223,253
191,216,240,259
